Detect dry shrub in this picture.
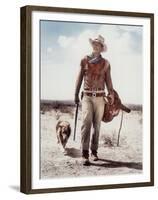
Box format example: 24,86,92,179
101,131,116,147
100,130,127,147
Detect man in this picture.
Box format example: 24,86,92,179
75,35,114,165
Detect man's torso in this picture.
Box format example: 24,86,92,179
81,56,109,91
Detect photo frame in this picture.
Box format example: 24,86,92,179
20,5,154,194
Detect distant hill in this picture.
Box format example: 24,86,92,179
41,99,76,107
40,99,142,111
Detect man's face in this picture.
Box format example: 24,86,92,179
92,42,103,54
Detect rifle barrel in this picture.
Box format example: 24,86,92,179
73,103,79,141
121,104,131,113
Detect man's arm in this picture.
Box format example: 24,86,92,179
74,66,84,104
105,64,114,104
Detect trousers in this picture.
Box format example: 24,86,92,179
81,95,105,152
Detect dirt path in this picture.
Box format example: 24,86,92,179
40,109,142,179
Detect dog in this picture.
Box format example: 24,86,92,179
56,121,71,154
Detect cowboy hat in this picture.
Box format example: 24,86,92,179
89,35,107,52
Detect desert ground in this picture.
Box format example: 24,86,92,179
40,102,142,179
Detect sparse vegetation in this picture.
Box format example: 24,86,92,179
40,101,143,179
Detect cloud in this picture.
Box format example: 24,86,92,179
46,47,53,53
58,35,75,48
118,25,142,34
41,24,143,104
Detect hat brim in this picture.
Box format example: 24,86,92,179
89,38,107,52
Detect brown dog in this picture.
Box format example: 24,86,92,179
56,121,71,154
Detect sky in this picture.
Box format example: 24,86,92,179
40,20,143,104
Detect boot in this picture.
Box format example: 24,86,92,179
91,150,98,161
82,150,90,166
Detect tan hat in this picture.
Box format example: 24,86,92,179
89,35,107,52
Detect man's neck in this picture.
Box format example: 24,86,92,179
92,52,101,58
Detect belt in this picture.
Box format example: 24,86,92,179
84,88,103,91
84,92,105,97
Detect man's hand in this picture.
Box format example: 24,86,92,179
108,93,114,105
74,95,80,104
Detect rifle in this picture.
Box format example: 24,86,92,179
73,103,79,141
120,104,131,113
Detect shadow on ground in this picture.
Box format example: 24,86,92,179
65,148,81,158
90,158,142,170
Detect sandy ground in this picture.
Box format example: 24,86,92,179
40,106,142,179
